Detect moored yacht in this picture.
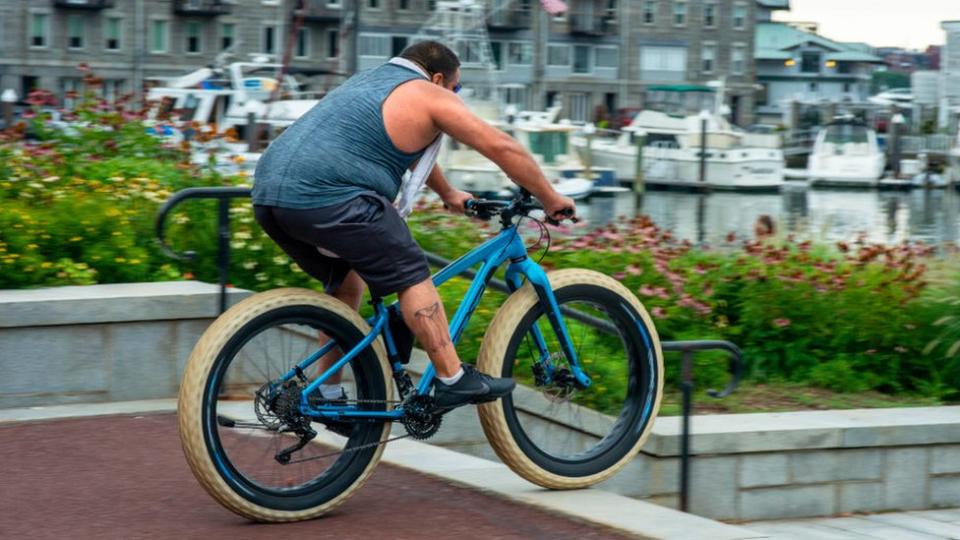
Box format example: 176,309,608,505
807,116,886,187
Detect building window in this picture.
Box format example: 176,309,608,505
296,27,310,58
837,62,852,74
262,25,276,55
392,36,409,57
399,0,410,9
703,1,717,28
570,93,589,122
185,21,202,54
327,29,340,58
595,46,618,68
68,15,85,49
573,45,591,73
105,17,121,51
368,0,380,8
61,78,82,109
103,80,125,102
701,43,716,73
507,42,532,65
30,13,49,48
733,3,747,30
457,40,483,64
643,0,656,24
801,51,821,73
221,23,235,51
491,41,504,70
731,44,745,75
359,34,390,57
809,82,818,92
673,1,686,26
150,20,169,53
640,46,687,81
548,44,571,66
843,82,852,93
428,0,436,10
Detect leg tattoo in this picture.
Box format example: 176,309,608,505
414,302,452,355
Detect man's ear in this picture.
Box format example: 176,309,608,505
431,73,443,85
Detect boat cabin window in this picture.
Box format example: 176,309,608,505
179,93,202,122
824,124,869,145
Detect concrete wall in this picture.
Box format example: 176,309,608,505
0,281,251,408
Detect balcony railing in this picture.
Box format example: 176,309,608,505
568,10,618,36
173,0,232,16
487,8,533,30
295,0,343,23
53,0,116,9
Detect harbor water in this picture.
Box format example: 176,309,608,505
576,187,960,247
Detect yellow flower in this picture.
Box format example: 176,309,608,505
114,257,126,263
69,236,82,242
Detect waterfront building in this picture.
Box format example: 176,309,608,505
940,21,960,130
0,0,762,125
753,0,882,124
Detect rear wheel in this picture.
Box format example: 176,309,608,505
178,288,392,522
477,269,663,489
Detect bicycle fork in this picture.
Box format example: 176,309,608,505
505,257,592,389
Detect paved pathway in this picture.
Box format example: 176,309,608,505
743,509,960,540
0,413,630,540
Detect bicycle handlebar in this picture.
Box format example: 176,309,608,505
464,190,576,227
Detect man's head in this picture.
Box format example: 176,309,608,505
400,41,461,93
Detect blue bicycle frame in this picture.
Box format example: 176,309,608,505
271,221,590,421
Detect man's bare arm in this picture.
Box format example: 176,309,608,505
425,164,453,198
424,89,558,204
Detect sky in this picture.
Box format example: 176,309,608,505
772,0,960,50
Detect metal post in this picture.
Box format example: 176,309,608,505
217,198,231,313
679,349,694,512
634,131,646,194
698,111,709,186
891,113,905,179
246,111,258,152
583,122,596,181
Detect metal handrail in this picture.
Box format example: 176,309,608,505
155,186,251,312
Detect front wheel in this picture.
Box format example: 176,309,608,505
477,269,663,489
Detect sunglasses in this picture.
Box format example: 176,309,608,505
453,83,462,94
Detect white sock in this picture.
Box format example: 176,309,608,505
319,383,344,399
438,367,465,386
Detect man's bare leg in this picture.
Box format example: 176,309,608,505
315,271,365,385
398,278,461,378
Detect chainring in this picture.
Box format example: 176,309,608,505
401,395,442,440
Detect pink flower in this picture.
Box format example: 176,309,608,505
612,272,625,281
651,306,666,318
773,318,791,328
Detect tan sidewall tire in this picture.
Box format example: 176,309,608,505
177,287,392,522
476,269,664,489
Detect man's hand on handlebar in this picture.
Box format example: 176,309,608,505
440,188,474,215
542,193,578,224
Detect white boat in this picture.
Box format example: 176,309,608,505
145,57,321,133
807,117,886,187
571,109,785,191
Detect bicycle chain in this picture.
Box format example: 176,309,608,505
281,397,412,465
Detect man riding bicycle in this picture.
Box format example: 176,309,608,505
252,40,577,412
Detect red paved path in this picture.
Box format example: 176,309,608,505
0,414,631,539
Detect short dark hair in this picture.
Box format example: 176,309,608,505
400,41,460,79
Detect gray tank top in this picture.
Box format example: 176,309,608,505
252,63,427,209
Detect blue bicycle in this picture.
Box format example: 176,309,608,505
178,191,664,521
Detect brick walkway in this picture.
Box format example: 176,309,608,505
0,414,630,540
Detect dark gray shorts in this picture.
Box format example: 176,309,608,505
254,192,431,298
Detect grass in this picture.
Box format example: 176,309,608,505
657,382,946,417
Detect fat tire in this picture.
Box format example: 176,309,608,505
476,269,664,489
177,288,392,522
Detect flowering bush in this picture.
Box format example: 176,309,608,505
1,93,957,402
